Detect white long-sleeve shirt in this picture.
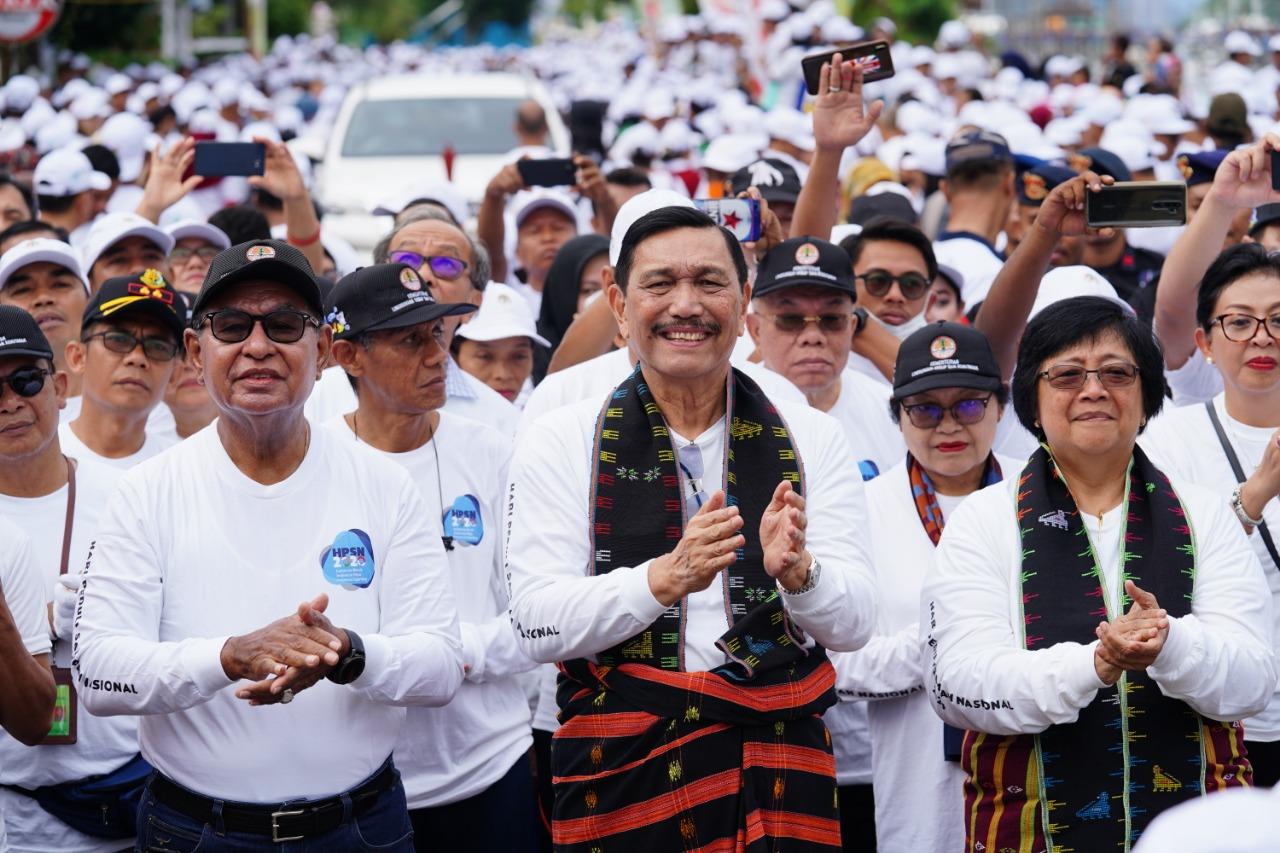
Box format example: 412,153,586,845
507,388,877,673
923,465,1276,737
72,422,465,802
323,412,535,808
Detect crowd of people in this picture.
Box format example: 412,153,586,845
5,4,1280,852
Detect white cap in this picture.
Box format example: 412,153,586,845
609,188,695,266
69,89,111,121
0,238,88,293
96,111,152,183
81,212,174,274
701,134,761,173
1080,93,1124,127
512,189,578,230
104,73,133,96
937,20,970,49
765,108,814,152
455,282,550,347
164,219,231,250
4,75,39,112
1270,34,1280,53
33,147,111,197
1225,30,1263,57
371,179,468,225
1029,265,1135,320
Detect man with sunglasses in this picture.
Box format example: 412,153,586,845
0,304,143,853
164,220,231,296
58,268,185,469
73,239,463,852
745,235,904,849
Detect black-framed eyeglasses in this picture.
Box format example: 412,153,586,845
169,246,221,264
1040,362,1139,390
194,309,320,344
758,311,853,334
901,395,992,429
82,330,179,362
1213,313,1280,343
856,271,930,300
388,251,469,281
0,366,51,398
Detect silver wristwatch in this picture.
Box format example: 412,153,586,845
1231,485,1265,527
781,556,821,596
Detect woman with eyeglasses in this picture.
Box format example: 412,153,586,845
1141,243,1280,785
829,321,1013,852
923,296,1276,851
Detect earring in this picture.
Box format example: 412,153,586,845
1033,420,1040,428
1206,355,1214,364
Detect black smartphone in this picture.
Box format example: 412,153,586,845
694,198,762,242
1085,181,1187,228
194,142,265,177
517,158,577,188
802,40,895,96
1271,150,1280,192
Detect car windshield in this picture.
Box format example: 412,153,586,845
340,96,522,157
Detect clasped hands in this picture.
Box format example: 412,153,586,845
1092,580,1169,686
218,593,350,706
647,481,812,608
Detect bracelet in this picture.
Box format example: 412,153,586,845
287,227,322,247
1231,485,1264,527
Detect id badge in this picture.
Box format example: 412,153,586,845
40,667,78,745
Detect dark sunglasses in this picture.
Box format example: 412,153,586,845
195,309,320,344
760,311,852,334
0,366,51,398
388,251,469,281
900,396,992,429
83,330,179,362
1040,362,1139,390
856,271,930,300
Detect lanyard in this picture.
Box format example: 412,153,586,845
59,455,76,577
1204,402,1280,573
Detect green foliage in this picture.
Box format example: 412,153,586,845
267,0,313,38
46,3,155,55
851,0,956,45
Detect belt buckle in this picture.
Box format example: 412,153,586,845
271,808,306,843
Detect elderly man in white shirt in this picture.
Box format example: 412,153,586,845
508,205,876,852
73,239,464,852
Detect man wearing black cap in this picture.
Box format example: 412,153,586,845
324,263,539,852
1249,203,1280,251
0,304,142,853
59,268,184,469
731,157,802,236
934,129,1014,306
73,239,465,852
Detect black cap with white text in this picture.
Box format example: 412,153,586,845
893,321,1003,398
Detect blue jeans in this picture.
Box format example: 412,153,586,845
134,768,413,852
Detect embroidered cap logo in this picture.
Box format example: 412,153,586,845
245,245,275,261
929,335,957,360
400,267,421,291
794,242,820,266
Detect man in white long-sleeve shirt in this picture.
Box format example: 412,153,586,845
507,205,877,852
72,239,464,852
323,262,538,852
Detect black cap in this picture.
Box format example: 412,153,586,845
848,192,918,226
1251,203,1280,235
753,237,855,300
0,305,53,360
1177,150,1228,187
729,158,802,204
944,129,1012,175
892,321,1003,398
83,268,187,341
1070,147,1132,182
325,263,477,340
191,239,321,318
1208,93,1248,139
1017,163,1077,206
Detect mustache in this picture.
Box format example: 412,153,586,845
651,320,722,335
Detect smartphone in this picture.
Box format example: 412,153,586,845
194,142,265,177
517,158,577,188
1085,181,1187,228
1271,150,1280,192
695,198,762,242
802,40,895,95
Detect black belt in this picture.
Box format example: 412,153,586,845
149,760,397,843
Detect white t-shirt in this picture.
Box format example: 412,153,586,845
58,421,177,470
1164,348,1224,407
0,459,135,853
824,367,904,481
72,422,466,802
1141,393,1280,740
924,463,1275,738
507,384,878,674
322,412,535,807
932,234,1005,305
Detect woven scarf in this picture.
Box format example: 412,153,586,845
551,364,841,852
961,445,1250,853
907,453,1003,547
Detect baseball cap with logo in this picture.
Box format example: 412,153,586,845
892,321,1003,398
1017,163,1077,207
455,282,550,347
33,147,111,198
0,238,88,294
729,158,802,206
944,130,1013,176
1069,148,1132,182
325,263,477,341
0,304,54,360
192,239,322,318
82,268,187,341
753,236,855,300
1177,149,1229,187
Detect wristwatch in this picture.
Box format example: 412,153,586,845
326,629,366,685
1231,485,1264,527
852,306,869,336
780,556,821,596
